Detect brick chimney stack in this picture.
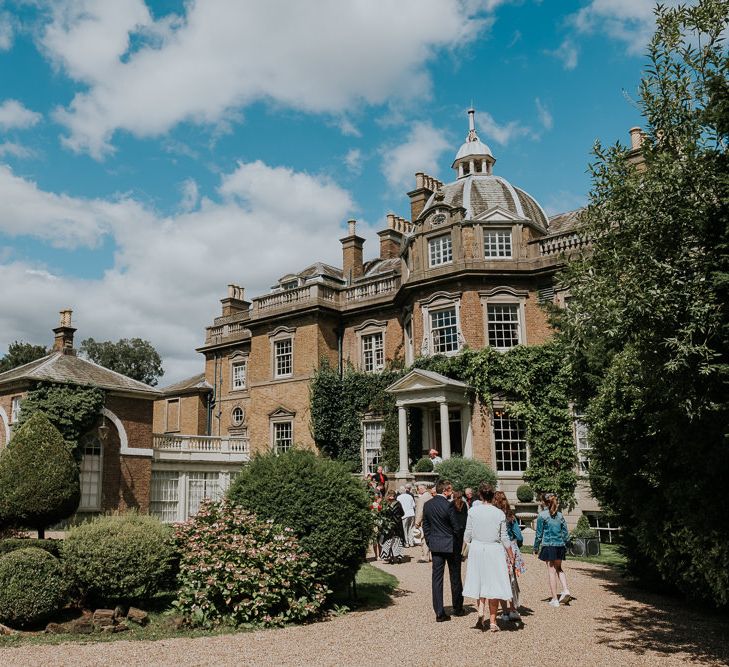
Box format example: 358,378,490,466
340,219,364,283
627,127,646,171
407,172,443,222
378,213,410,259
220,284,250,317
52,309,76,355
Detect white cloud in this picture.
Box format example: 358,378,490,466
476,111,533,146
0,142,37,159
41,0,499,158
381,122,450,191
546,37,579,70
344,148,363,175
0,160,368,383
0,100,42,130
0,13,13,51
570,0,675,55
535,98,553,130
179,178,199,212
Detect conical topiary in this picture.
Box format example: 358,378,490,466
0,412,80,538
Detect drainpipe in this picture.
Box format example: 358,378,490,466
336,324,344,377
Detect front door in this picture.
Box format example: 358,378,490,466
433,408,462,457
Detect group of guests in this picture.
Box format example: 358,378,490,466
368,474,572,631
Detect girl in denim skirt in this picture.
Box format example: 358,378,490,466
533,493,571,607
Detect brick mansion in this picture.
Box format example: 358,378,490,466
0,110,636,536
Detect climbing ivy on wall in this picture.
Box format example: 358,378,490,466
310,340,578,507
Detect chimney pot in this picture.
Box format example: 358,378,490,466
347,219,357,236
629,127,643,150
53,309,76,355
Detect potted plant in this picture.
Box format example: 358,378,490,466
412,456,437,484
514,484,539,529
569,515,601,557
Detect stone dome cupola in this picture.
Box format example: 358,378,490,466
452,108,495,178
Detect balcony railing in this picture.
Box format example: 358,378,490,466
533,231,589,257
252,283,339,314
153,434,250,460
345,276,400,302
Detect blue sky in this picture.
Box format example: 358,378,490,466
0,0,666,383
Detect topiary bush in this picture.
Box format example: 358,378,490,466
0,547,67,628
0,412,80,538
63,513,176,606
571,515,597,540
227,449,372,592
516,484,535,503
433,456,497,492
0,538,61,558
413,456,434,472
174,500,327,627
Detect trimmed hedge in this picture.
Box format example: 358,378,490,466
63,513,176,605
413,457,434,472
433,456,497,491
0,538,61,558
516,484,535,503
227,449,372,591
0,547,67,628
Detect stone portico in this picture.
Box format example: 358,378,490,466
386,369,474,478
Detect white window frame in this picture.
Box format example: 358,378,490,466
231,406,245,427
428,234,453,267
362,419,384,474
150,471,180,523
150,468,232,522
480,287,527,351
573,407,591,476
78,433,103,511
164,398,180,433
272,420,293,454
584,512,621,543
231,358,247,391
492,408,528,474
420,292,463,357
269,326,295,379
483,229,512,259
10,396,21,423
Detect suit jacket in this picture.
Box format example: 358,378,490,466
422,495,460,553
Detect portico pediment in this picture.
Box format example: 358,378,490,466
473,206,523,223
386,368,472,406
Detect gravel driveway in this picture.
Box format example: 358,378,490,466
2,549,727,667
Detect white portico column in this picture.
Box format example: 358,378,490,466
439,401,451,460
462,403,473,459
397,405,409,477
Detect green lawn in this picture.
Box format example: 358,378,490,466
568,542,626,568
0,562,399,647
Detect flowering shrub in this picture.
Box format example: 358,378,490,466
174,500,328,628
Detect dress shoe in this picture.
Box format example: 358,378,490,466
435,614,451,622
474,617,485,631
453,608,466,617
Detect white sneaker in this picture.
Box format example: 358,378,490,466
508,611,522,621
558,592,572,604
548,599,560,608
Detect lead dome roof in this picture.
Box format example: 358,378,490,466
423,174,549,229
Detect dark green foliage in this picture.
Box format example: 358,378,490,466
227,449,373,592
0,341,48,373
174,500,327,627
557,1,729,605
413,456,433,472
571,515,597,540
80,337,164,386
0,548,67,628
433,456,497,491
16,382,105,453
0,538,61,558
62,513,176,605
310,360,400,469
516,484,534,503
0,413,80,538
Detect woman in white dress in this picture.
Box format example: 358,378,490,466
463,483,514,632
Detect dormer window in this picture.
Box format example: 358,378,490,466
484,230,512,259
429,234,453,267
281,280,298,291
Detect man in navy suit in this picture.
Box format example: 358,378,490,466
422,478,464,621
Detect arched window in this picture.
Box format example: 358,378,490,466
79,433,103,511
231,406,244,426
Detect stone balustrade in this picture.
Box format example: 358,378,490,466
536,232,588,257
153,434,250,461
345,276,400,302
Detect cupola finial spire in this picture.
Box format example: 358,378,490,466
467,107,477,142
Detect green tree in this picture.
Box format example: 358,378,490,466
558,0,729,605
0,412,80,538
80,337,164,386
16,383,105,454
0,341,48,373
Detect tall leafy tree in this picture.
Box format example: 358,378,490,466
557,0,729,605
0,341,48,373
80,337,164,386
